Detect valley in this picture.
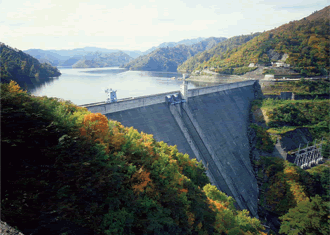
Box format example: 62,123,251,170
1,4,329,235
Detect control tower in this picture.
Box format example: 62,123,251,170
105,88,117,103
180,74,188,102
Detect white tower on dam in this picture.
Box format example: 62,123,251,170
105,88,117,103
180,74,188,102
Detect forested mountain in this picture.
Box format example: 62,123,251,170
123,37,227,72
142,37,206,55
0,43,61,88
1,81,267,235
194,6,330,76
178,33,261,72
23,49,68,66
72,51,132,68
24,47,142,66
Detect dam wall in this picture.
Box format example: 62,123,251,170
181,87,258,215
82,80,260,217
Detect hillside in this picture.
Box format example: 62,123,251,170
142,37,206,55
0,43,61,88
194,6,330,76
24,47,142,66
72,51,132,68
123,37,227,72
1,81,267,235
178,33,261,72
248,92,330,233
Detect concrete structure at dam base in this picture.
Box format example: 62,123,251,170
81,80,263,218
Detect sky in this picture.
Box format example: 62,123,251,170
0,0,329,52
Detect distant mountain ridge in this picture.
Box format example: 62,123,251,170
143,37,206,55
123,37,227,72
23,38,208,67
24,47,143,67
72,51,132,68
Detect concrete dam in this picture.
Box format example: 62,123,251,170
81,80,261,217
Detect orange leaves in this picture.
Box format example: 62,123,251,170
178,176,188,195
80,113,109,139
131,167,153,195
207,198,227,212
186,211,195,227
79,113,111,153
178,188,188,195
110,126,125,151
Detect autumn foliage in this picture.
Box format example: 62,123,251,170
1,81,267,234
195,6,329,76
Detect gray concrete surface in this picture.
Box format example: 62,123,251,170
183,86,258,216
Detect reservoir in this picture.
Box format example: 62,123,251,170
28,67,223,106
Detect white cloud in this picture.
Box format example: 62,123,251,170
0,0,328,51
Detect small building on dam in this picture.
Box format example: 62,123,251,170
81,79,263,218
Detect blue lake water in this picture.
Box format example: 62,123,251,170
29,67,223,106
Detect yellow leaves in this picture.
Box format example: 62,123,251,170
308,35,319,46
143,141,154,156
283,163,308,203
169,159,177,165
290,183,308,203
284,165,299,181
7,80,26,94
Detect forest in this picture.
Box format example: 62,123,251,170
0,43,61,87
123,37,226,72
72,51,132,68
178,33,261,73
193,6,329,76
249,86,330,234
1,81,267,235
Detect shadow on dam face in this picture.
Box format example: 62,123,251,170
87,81,260,217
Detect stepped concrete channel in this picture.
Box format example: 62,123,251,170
81,80,260,217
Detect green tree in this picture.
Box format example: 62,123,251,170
279,195,330,235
